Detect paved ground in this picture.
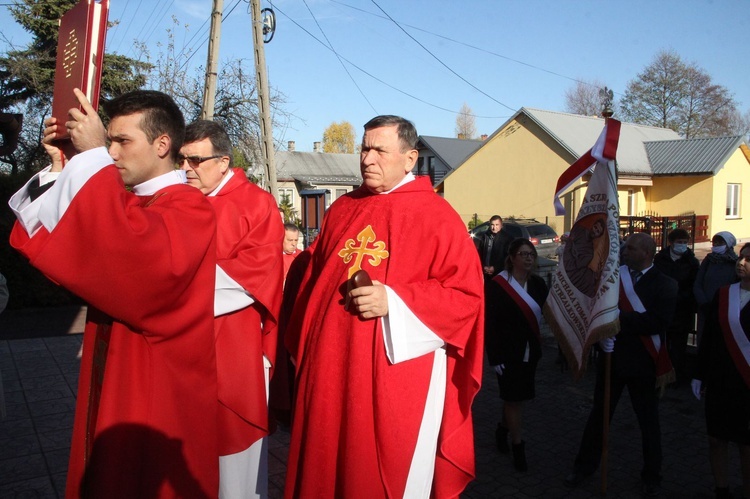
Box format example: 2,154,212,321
0,295,744,498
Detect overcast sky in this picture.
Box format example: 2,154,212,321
2,0,748,151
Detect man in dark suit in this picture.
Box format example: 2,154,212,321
475,215,512,279
564,232,678,496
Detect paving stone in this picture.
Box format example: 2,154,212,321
0,434,40,460
0,316,743,497
0,476,56,498
0,453,48,484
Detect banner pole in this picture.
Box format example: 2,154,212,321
601,350,611,496
599,87,616,497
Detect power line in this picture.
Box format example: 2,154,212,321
301,0,378,114
175,0,243,75
370,0,515,112
332,0,616,97
109,0,145,54
271,4,507,119
130,0,176,57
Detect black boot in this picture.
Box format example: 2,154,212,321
495,423,509,453
512,440,527,472
714,486,731,498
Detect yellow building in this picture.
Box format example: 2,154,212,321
439,108,749,240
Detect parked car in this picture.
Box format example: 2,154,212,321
470,218,561,259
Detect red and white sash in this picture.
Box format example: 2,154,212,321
619,265,673,378
493,270,542,344
718,283,750,389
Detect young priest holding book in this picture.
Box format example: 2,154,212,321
9,89,221,498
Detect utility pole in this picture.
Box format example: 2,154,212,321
201,0,223,120
251,0,278,201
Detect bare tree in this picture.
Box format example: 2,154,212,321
455,102,476,139
729,108,750,140
564,80,613,116
620,50,738,138
146,18,290,181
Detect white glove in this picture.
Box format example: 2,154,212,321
691,379,702,400
493,364,505,376
599,337,615,353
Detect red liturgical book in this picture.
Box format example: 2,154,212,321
51,0,109,140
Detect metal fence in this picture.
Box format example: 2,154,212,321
619,213,708,250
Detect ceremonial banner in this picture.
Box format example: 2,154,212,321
544,119,622,377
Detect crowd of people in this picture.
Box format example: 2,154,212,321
3,85,749,498
6,91,485,498
477,218,748,497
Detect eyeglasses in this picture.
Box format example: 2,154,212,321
516,251,535,258
176,154,223,167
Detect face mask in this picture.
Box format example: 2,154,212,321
712,245,727,255
672,243,688,255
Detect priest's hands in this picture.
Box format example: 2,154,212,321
42,89,107,162
347,280,388,320
65,88,107,153
40,120,66,172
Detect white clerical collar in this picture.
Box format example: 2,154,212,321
208,169,234,197
380,172,415,195
132,170,187,196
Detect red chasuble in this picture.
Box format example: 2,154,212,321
11,166,219,499
210,169,284,454
284,177,484,498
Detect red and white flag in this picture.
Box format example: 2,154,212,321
544,119,622,377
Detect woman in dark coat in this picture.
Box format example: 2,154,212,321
653,228,699,381
485,238,548,472
694,231,739,341
693,242,750,498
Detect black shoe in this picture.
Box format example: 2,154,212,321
641,482,661,497
495,423,509,453
564,470,592,488
512,440,527,472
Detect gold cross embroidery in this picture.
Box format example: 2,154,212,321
338,225,389,278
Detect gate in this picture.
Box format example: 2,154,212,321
619,212,708,250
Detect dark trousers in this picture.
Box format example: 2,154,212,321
667,315,694,381
573,362,662,485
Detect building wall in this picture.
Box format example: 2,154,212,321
706,148,750,239
647,175,712,217
443,117,574,234
443,116,750,239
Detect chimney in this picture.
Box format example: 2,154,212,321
288,140,295,152
313,141,322,153
480,134,488,140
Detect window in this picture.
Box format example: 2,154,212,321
279,188,294,206
627,189,636,216
336,188,347,199
325,190,332,209
727,183,740,218
416,157,425,176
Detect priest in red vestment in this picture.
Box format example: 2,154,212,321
179,120,284,499
282,223,301,282
284,115,484,498
9,90,220,498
